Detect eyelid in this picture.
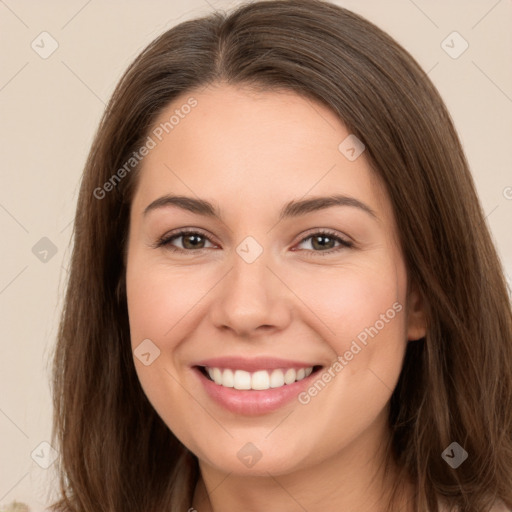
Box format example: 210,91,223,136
155,227,354,254
154,227,217,250
295,227,354,246
292,228,354,255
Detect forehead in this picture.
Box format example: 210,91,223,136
131,84,390,222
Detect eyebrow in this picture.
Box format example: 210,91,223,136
143,194,377,221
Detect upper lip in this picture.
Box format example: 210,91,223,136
194,356,323,372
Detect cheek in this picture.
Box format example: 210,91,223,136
293,260,405,341
286,258,408,398
280,261,408,456
125,253,218,427
126,254,212,348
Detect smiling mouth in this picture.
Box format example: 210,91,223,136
196,365,324,391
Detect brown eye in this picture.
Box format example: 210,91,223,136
310,234,337,251
180,233,207,250
295,230,353,255
157,230,216,252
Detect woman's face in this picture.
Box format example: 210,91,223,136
125,84,426,476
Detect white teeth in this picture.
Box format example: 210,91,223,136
269,369,285,388
212,367,223,385
251,370,270,390
284,368,296,385
222,368,234,388
233,370,252,390
204,366,315,390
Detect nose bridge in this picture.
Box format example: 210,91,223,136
209,240,291,335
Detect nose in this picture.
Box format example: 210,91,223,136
208,250,292,338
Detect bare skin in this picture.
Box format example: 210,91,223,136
126,83,426,511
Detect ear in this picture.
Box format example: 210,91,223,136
406,282,427,341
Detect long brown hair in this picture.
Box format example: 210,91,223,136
49,1,512,511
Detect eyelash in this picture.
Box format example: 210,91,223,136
155,228,354,256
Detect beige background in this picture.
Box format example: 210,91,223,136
0,0,511,509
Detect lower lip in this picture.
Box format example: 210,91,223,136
193,367,319,416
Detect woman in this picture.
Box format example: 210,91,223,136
49,1,512,511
